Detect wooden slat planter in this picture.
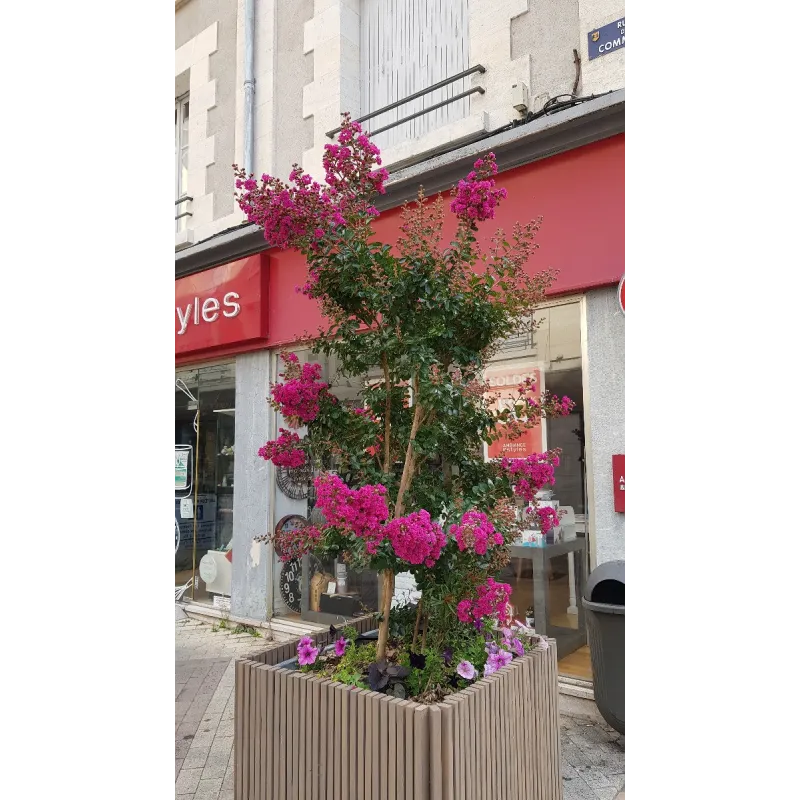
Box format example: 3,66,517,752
234,617,562,800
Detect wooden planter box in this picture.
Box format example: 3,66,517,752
234,617,562,800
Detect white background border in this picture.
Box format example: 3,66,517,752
3,2,800,797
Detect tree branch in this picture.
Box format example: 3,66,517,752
382,353,392,475
394,373,424,519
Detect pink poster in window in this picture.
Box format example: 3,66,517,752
484,362,545,460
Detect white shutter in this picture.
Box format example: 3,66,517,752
360,0,470,150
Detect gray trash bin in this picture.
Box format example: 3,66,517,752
583,560,624,734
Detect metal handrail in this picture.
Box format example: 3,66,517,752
369,87,484,137
175,211,193,221
325,63,486,138
175,196,193,206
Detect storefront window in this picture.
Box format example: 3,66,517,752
266,302,588,657
485,299,586,516
487,298,592,680
175,362,236,607
270,349,381,622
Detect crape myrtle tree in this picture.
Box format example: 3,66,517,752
234,115,573,687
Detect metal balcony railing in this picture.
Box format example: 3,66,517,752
175,195,193,221
325,64,486,139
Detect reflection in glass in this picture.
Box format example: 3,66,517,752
175,362,236,607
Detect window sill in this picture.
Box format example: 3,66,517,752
175,229,195,251
380,112,490,172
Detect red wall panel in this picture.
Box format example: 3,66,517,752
266,135,624,347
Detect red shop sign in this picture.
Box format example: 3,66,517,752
175,254,269,357
612,454,625,512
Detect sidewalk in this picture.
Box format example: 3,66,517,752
175,613,286,800
175,611,624,800
561,714,625,800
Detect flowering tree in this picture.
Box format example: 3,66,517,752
236,115,573,695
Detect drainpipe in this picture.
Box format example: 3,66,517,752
243,0,255,176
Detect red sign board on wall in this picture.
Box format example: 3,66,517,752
175,254,268,358
612,454,625,512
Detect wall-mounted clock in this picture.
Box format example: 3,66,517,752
275,440,318,501
279,559,301,613
273,514,308,559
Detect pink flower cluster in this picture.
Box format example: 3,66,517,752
501,451,561,503
272,523,322,563
556,396,574,415
385,510,446,567
322,125,388,202
536,506,560,535
297,636,319,666
449,510,503,556
235,168,344,250
271,361,329,423
450,152,508,223
314,473,389,555
234,115,387,252
257,429,305,468
456,578,513,627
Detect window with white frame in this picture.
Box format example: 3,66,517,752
175,94,190,232
360,0,470,152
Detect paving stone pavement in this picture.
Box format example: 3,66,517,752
176,611,624,800
175,614,285,800
560,715,625,800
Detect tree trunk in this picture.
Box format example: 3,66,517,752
412,596,424,649
376,569,395,661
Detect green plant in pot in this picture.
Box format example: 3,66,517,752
241,115,573,702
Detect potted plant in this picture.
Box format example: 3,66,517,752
233,114,574,799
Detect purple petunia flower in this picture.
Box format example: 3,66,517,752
443,648,453,666
298,644,319,666
297,636,319,666
334,637,348,657
456,660,477,681
509,638,525,658
485,649,513,676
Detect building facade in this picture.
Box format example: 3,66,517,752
175,0,624,675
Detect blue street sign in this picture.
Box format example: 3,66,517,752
587,18,625,60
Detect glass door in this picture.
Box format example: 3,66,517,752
175,363,236,606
